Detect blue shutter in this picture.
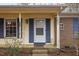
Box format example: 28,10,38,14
46,18,51,43
29,18,34,43
0,18,4,38
17,18,19,38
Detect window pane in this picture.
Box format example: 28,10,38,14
36,28,43,35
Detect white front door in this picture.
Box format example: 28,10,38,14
34,19,46,43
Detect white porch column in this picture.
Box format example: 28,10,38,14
19,13,22,39
56,13,60,48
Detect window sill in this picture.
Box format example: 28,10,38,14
4,37,18,39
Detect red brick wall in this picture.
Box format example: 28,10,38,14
60,17,74,48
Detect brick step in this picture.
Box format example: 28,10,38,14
32,49,48,56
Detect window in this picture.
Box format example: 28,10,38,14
73,18,79,39
60,23,64,31
73,32,79,39
35,20,44,35
5,20,17,37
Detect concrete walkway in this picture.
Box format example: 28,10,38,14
32,48,48,56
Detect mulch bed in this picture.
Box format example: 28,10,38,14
0,48,32,56
48,48,77,56
18,48,32,56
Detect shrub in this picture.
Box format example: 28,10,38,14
5,38,22,56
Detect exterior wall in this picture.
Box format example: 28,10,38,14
0,13,56,48
44,16,55,48
60,17,74,48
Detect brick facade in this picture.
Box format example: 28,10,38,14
60,17,74,48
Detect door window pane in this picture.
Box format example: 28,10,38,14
36,28,43,35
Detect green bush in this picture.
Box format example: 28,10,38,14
5,38,22,56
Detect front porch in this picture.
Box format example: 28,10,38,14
0,4,65,48
0,13,60,48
